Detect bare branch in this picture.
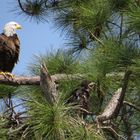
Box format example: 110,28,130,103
8,124,28,134
89,31,105,47
0,75,40,86
40,64,58,104
0,71,136,86
0,74,84,86
96,70,132,122
100,126,126,140
76,107,94,115
107,20,121,28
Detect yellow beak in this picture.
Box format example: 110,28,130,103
16,24,22,29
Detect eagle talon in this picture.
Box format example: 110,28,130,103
5,72,15,79
0,72,14,79
0,72,7,78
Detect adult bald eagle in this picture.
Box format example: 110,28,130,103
0,21,22,77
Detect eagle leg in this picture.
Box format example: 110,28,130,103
5,72,15,79
0,72,14,79
0,72,7,78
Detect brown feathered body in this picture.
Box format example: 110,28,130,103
0,33,20,72
67,80,95,117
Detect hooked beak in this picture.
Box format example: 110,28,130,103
16,24,22,29
88,82,95,90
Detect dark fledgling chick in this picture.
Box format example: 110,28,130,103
67,80,95,117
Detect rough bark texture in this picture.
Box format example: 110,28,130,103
0,72,134,86
0,74,84,86
96,70,132,122
0,75,40,85
40,65,58,104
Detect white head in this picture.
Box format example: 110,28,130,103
3,21,22,37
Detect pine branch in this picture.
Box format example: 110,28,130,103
0,71,136,87
17,0,32,15
0,74,84,86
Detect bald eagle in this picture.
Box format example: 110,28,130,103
67,80,95,118
0,22,22,77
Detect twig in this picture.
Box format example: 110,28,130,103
107,20,121,28
8,124,27,134
100,126,126,140
77,107,94,115
89,31,105,47
119,13,123,43
17,0,32,15
3,103,24,114
123,101,140,112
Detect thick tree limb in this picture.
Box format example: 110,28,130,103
0,75,40,86
0,74,84,86
0,71,137,86
96,70,132,122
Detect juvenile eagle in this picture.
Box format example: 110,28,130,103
67,80,95,118
0,21,22,77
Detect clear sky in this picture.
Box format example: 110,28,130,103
0,1,64,75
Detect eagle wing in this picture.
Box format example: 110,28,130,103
0,34,20,72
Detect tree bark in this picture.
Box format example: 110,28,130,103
96,70,132,122
0,71,135,86
40,64,58,104
0,74,84,86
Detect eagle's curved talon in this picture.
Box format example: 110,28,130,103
0,72,7,78
5,72,15,79
0,72,14,79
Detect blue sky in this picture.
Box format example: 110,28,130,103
0,0,64,75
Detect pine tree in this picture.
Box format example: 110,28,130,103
0,0,140,139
